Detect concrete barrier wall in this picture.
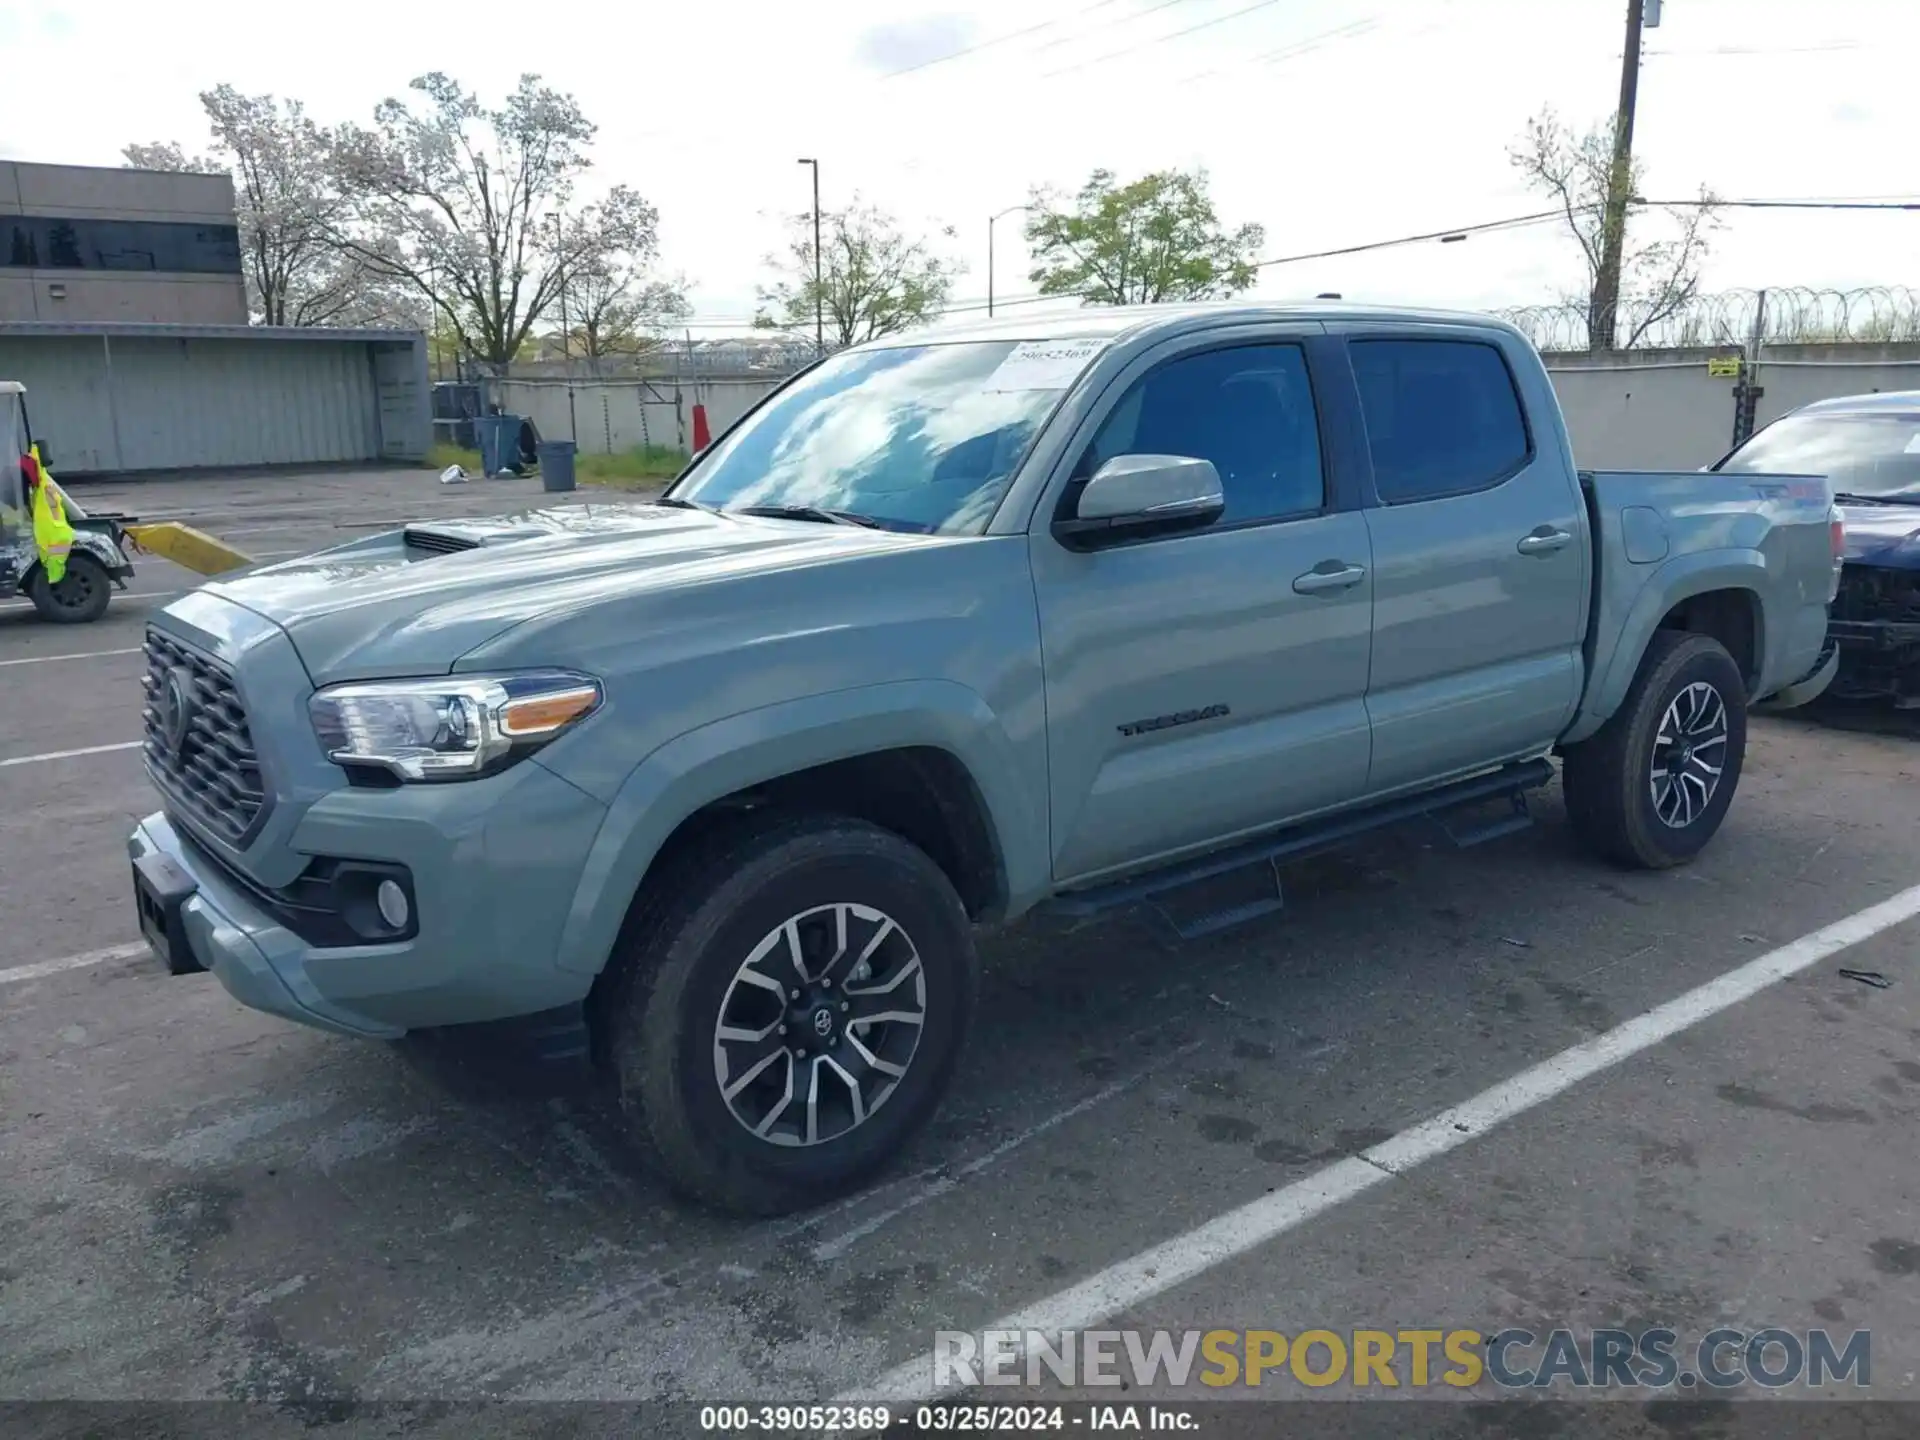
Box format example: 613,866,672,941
1546,343,1920,470
508,348,1920,473
496,376,782,456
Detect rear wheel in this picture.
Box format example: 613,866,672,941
1562,630,1748,868
601,814,978,1215
28,552,111,624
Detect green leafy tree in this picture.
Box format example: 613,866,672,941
756,201,958,350
1025,168,1264,306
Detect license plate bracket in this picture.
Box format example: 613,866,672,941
133,849,204,975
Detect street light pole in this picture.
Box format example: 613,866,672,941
987,205,1029,319
798,158,823,356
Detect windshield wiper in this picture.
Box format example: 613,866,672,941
1834,492,1920,506
651,495,722,514
731,504,882,529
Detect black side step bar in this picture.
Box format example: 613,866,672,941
1043,757,1555,939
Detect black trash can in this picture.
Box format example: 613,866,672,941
536,439,578,494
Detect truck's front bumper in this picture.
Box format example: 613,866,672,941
128,761,610,1039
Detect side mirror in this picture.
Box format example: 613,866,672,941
32,441,51,470
1054,454,1225,549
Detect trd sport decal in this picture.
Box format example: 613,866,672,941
1117,704,1231,738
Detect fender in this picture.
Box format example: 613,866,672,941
19,530,131,588
548,679,1049,977
1561,548,1766,746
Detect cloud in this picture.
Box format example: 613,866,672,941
852,14,975,75
1829,101,1875,126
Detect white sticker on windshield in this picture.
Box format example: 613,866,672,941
1905,431,1920,454
983,339,1105,392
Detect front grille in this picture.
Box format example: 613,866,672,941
1834,566,1920,624
142,628,267,846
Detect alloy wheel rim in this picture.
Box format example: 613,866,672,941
712,902,927,1148
1649,680,1728,829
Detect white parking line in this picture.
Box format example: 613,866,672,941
0,741,142,768
0,647,142,668
0,590,184,610
0,942,150,987
847,879,1920,1404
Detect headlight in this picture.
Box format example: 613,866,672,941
309,670,602,782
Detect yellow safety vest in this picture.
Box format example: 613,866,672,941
29,450,74,585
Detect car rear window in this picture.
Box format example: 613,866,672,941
1350,339,1531,503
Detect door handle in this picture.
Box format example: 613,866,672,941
1516,528,1573,556
1292,563,1367,595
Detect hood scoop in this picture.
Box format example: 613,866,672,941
402,524,483,555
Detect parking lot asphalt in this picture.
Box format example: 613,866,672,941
3,467,1919,1433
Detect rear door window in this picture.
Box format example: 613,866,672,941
1350,339,1531,503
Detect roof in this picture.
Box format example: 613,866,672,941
0,380,22,394
1797,389,1920,416
869,299,1517,349
0,321,423,343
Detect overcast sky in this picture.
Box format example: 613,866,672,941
2,0,1912,336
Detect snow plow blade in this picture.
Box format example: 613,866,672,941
122,522,255,577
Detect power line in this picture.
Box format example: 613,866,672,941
1043,0,1292,78
1031,0,1201,53
1646,197,1920,210
1646,41,1863,55
1173,15,1380,86
667,195,1918,328
875,0,1132,79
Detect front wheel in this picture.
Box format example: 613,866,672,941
601,815,978,1215
1562,630,1749,869
28,552,112,624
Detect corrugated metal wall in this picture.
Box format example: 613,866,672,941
0,330,428,474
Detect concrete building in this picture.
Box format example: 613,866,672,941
1,161,248,325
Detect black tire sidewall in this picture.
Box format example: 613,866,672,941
1624,640,1747,863
31,553,110,623
627,824,975,1209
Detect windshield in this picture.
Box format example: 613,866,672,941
671,340,1095,534
1716,411,1920,501
2,396,26,516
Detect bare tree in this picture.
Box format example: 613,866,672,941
1025,168,1263,306
327,73,661,368
125,88,406,328
1510,108,1721,350
561,250,691,363
755,201,958,350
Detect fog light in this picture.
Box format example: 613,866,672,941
375,879,410,931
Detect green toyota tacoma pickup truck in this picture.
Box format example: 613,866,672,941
130,302,1843,1214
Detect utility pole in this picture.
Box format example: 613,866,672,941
798,158,824,357
988,205,1029,318
550,212,577,443
1591,0,1653,351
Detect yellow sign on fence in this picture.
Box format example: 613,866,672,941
1707,356,1743,378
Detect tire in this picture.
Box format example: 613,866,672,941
28,552,112,624
1562,630,1748,869
601,814,978,1216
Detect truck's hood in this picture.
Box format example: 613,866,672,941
1839,502,1920,571
199,500,918,680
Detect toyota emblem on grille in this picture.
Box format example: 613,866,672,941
158,665,196,757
